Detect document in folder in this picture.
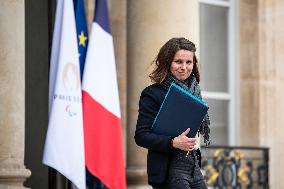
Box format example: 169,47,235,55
151,82,209,138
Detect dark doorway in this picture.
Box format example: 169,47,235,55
24,0,54,188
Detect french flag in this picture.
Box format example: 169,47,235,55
82,0,126,188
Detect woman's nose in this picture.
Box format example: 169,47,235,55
180,63,186,69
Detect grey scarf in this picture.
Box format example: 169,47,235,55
162,74,211,146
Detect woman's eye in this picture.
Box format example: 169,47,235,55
174,60,182,64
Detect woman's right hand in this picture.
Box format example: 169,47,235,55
172,128,196,152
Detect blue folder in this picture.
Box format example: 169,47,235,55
151,82,209,138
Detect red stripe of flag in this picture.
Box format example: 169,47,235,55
83,91,126,189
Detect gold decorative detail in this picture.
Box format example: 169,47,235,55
238,165,250,186
207,165,219,185
213,149,224,161
234,150,244,160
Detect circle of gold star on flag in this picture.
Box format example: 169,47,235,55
78,31,87,47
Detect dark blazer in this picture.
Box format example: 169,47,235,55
135,84,173,186
135,83,202,186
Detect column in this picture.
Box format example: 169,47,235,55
108,0,127,158
240,0,284,188
239,0,260,145
0,1,31,189
258,1,284,188
127,1,199,188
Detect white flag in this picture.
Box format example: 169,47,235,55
43,0,85,188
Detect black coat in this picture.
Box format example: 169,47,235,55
135,83,202,186
135,83,172,186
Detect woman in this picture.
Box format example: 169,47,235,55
135,37,210,189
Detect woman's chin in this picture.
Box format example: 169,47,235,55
177,76,189,81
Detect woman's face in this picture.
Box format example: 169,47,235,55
170,49,194,81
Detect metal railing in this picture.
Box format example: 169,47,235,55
200,146,269,189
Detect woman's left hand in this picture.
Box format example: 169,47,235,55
172,128,197,151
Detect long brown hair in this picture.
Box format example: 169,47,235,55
149,37,200,83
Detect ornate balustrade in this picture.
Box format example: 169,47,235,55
201,146,269,189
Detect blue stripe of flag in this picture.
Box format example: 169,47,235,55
94,0,111,34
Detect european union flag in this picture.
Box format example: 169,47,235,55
74,0,88,79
